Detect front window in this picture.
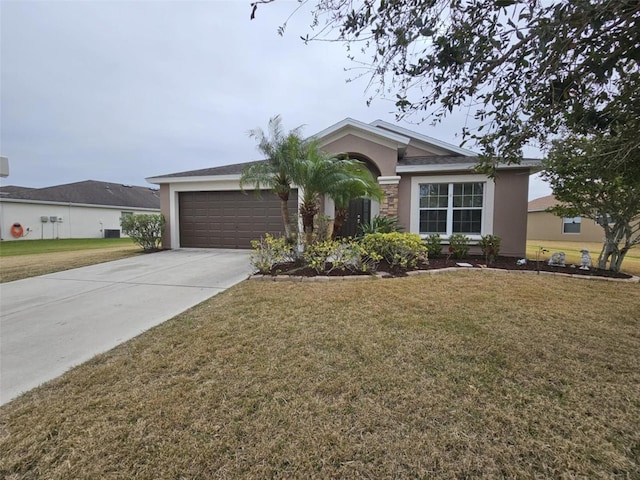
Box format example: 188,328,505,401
562,216,581,234
419,182,484,236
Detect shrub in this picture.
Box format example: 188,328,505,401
250,234,297,274
425,233,443,258
336,241,382,273
303,239,339,273
120,214,165,252
360,232,427,270
358,215,404,235
301,239,382,274
479,234,501,265
448,233,470,259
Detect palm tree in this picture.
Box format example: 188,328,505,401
240,115,305,240
329,164,384,239
292,142,383,245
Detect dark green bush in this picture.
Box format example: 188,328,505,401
478,235,502,265
479,234,501,265
358,215,404,235
425,233,443,258
448,233,471,259
120,214,165,252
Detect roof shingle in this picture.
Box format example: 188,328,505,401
0,180,160,209
528,194,558,212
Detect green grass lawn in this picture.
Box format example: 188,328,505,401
527,239,640,276
0,238,142,282
0,238,136,256
1,272,638,479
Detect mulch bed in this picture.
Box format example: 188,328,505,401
266,256,633,280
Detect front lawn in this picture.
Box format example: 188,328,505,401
0,238,136,256
0,238,141,282
527,240,640,276
1,273,638,478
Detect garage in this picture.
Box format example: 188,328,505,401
178,190,297,248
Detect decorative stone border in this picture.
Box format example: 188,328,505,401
248,268,640,284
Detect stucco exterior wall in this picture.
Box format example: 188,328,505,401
397,175,412,230
492,170,530,257
321,134,398,176
159,184,172,248
397,169,529,257
404,144,447,156
0,200,159,241
527,211,605,242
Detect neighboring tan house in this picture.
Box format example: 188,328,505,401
147,118,541,256
0,180,160,241
527,194,605,242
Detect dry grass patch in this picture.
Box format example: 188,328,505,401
527,240,640,276
1,272,638,479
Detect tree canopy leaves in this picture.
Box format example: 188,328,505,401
541,133,640,272
254,0,640,171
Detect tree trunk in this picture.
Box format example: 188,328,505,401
300,201,318,246
278,192,292,240
332,208,348,239
597,242,613,270
610,246,630,273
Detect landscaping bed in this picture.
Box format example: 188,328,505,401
263,255,634,279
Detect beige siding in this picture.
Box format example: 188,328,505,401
527,211,605,242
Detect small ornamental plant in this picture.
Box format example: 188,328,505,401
250,234,297,274
360,232,427,270
479,234,501,266
120,213,165,252
448,233,471,259
425,233,443,258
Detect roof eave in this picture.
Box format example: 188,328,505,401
311,118,411,149
396,159,542,174
146,174,242,185
370,119,478,156
0,197,160,210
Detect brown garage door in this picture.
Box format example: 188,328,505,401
178,190,297,248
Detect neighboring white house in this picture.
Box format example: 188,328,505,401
0,180,160,241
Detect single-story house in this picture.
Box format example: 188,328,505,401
0,180,160,241
147,118,541,256
527,194,606,243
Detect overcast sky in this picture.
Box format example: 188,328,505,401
1,0,551,199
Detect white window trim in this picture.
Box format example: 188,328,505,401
410,174,495,240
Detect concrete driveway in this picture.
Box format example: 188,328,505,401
0,248,250,405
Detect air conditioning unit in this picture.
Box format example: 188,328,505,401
49,216,57,223
57,217,63,223
40,216,49,223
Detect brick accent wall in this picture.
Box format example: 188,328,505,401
380,183,399,217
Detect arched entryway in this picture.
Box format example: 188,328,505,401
337,153,381,238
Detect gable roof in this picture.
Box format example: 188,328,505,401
370,119,477,156
147,160,262,180
0,180,160,209
312,118,412,149
528,194,558,212
147,117,542,183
